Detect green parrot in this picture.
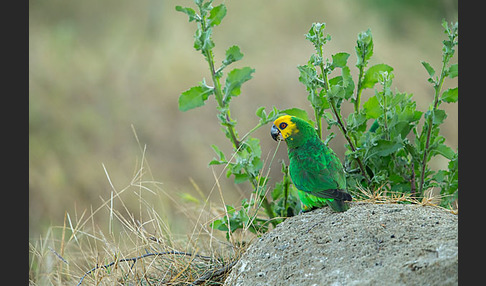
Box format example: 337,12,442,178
270,115,352,212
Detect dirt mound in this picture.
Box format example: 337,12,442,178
225,202,457,286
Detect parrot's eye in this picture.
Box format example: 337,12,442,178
279,122,288,129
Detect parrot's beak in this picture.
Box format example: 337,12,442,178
271,124,281,141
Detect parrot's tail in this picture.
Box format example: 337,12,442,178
326,199,350,212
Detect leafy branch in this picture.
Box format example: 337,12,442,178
297,23,371,185
296,20,457,204
176,0,280,228
417,20,458,197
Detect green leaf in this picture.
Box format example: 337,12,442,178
308,54,323,67
271,181,285,200
362,64,394,89
305,22,330,51
311,89,329,113
346,112,367,132
368,119,379,132
355,29,373,68
377,70,394,86
209,159,225,165
223,67,255,102
208,4,227,27
341,66,355,99
327,84,345,99
281,108,313,125
210,219,228,231
367,139,403,158
324,132,335,145
267,106,279,122
421,61,435,78
323,111,336,126
255,106,266,119
363,95,381,119
389,91,408,108
331,52,350,68
297,64,317,87
441,18,449,32
256,106,279,125
306,22,325,41
328,67,354,101
433,170,447,183
244,137,262,158
432,109,447,125
198,1,213,18
178,83,214,111
210,144,226,161
441,87,458,103
175,6,199,22
447,64,458,78
432,144,455,160
194,27,214,51
223,45,244,66
234,173,250,184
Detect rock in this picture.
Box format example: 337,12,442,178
224,202,457,286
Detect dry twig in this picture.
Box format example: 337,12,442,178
76,250,212,286
191,259,238,285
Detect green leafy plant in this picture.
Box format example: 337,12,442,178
177,0,458,240
296,20,458,205
416,21,458,205
176,0,283,236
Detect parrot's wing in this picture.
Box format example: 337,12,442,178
311,188,352,201
294,166,339,192
295,167,351,200
290,140,349,200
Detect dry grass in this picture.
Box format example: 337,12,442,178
29,173,456,285
30,178,456,285
29,132,259,286
352,183,458,214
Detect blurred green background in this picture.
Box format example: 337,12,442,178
29,0,457,239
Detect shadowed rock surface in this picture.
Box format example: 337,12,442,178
225,202,457,286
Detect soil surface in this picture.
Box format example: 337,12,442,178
224,202,457,286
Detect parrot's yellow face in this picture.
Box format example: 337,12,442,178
271,115,299,141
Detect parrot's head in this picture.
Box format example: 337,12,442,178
271,115,317,148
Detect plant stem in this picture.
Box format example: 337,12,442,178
329,98,371,185
200,12,275,224
410,161,416,198
205,42,241,149
207,49,224,107
418,61,447,196
418,22,457,197
249,177,276,226
198,8,240,149
381,78,390,141
354,65,365,112
320,60,370,185
240,122,264,143
315,108,322,139
282,164,291,216
260,193,276,223
314,44,327,140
